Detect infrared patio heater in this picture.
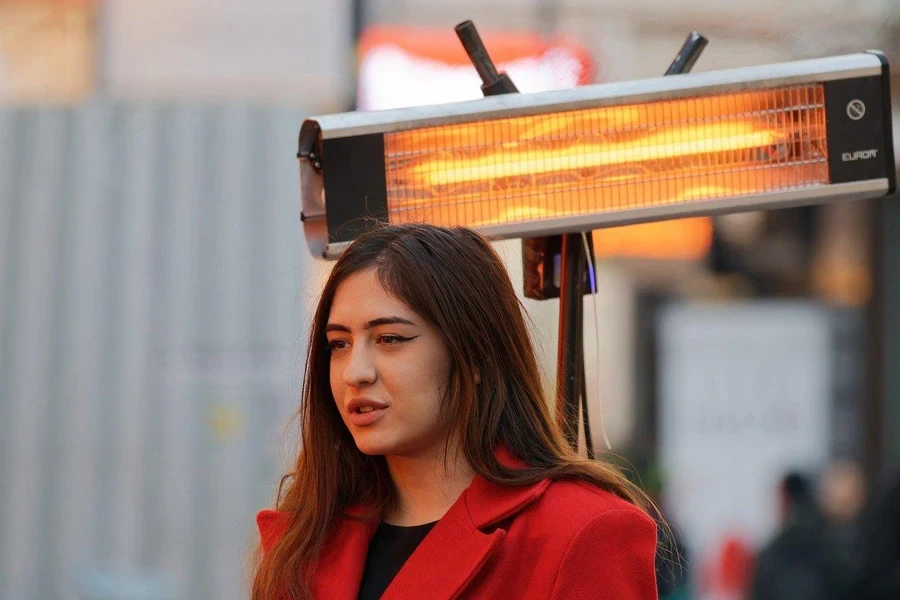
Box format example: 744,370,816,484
298,23,895,454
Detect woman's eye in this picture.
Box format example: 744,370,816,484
327,339,349,351
378,335,412,346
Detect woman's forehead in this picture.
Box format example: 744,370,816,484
329,270,417,324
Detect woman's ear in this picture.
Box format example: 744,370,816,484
474,368,481,386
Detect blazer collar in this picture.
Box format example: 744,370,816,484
380,447,550,600
258,446,550,600
464,445,551,529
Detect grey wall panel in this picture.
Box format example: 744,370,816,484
55,105,114,600
0,109,16,389
5,110,70,600
0,103,314,600
158,107,207,597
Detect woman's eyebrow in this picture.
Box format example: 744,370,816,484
324,316,416,334
365,316,416,329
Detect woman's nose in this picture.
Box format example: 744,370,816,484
342,344,377,387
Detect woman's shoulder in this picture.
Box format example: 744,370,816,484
257,509,290,554
530,478,656,533
527,480,660,599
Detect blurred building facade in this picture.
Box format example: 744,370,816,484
0,105,312,600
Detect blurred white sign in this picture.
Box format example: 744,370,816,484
658,302,833,595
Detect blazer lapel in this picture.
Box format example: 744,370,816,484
311,511,379,600
380,492,506,600
381,462,551,600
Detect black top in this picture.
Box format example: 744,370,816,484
356,521,438,600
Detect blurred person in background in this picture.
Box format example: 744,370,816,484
845,464,900,600
655,520,689,600
819,459,867,595
642,463,691,600
250,225,660,600
699,534,755,600
819,460,867,528
749,472,847,600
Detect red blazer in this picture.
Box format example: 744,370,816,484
257,465,658,600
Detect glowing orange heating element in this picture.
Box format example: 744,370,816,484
384,85,829,229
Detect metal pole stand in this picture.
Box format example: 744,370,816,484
457,22,707,456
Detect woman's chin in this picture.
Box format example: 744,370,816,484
353,436,398,456
353,434,424,457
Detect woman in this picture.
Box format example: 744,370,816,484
251,224,659,600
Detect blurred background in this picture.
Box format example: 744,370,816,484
1,1,899,599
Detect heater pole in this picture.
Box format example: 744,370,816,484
456,20,587,451
554,30,709,454
557,233,588,450
456,22,708,455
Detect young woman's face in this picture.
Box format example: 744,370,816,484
326,269,452,457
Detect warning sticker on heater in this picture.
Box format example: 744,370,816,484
846,99,866,120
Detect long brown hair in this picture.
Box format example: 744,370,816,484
251,224,654,599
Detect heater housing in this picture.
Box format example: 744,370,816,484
299,52,894,259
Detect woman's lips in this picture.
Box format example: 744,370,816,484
348,407,387,427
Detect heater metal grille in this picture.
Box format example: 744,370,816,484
383,84,828,229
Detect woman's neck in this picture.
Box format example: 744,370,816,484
384,442,475,526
